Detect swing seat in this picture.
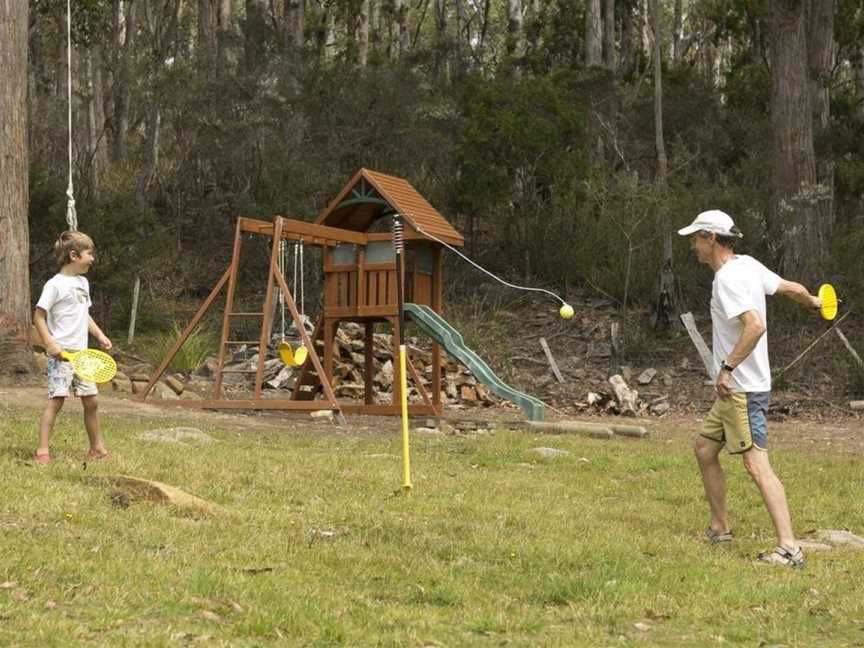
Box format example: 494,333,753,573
278,341,308,367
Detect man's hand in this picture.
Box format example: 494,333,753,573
97,335,113,351
715,368,733,400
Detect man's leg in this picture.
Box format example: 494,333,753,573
742,449,796,549
694,435,730,534
81,395,108,456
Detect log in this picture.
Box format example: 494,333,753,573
835,327,864,376
526,420,614,439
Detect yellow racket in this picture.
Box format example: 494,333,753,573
818,283,839,321
60,349,117,383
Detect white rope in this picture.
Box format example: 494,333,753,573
65,0,78,232
409,219,566,306
277,240,286,340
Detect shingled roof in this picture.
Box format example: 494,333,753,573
315,169,464,247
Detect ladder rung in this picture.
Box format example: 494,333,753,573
228,312,264,317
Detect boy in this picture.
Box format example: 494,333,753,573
32,231,112,464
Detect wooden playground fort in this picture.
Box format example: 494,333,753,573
141,168,467,419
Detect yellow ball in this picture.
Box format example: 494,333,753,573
559,303,574,319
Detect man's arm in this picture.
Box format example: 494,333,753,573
88,316,112,350
775,279,821,310
715,310,765,398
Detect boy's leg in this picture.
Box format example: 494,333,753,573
81,395,108,456
694,435,730,534
37,397,65,455
742,449,796,549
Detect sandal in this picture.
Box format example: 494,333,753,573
705,527,733,544
32,452,51,465
757,545,804,568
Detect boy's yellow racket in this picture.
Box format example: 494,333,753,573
60,349,117,383
818,283,839,321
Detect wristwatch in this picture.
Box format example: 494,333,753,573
720,361,736,373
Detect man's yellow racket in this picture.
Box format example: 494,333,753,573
60,349,117,383
818,283,839,321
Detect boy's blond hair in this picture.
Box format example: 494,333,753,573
54,230,95,268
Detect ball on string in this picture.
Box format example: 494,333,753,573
559,304,574,320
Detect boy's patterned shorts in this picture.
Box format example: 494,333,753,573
47,355,98,399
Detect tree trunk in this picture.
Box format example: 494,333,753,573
358,0,370,66
433,0,449,77
769,0,823,283
244,0,268,69
109,0,134,164
284,0,306,54
807,0,834,249
85,49,108,189
585,0,602,66
649,0,679,331
0,0,34,375
651,0,667,184
507,0,523,60
199,0,218,64
603,0,616,70
672,0,682,63
394,0,409,60
856,46,864,119
621,4,635,74
217,0,235,66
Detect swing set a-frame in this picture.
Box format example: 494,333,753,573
139,169,465,420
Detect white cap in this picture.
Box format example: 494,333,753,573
677,210,743,238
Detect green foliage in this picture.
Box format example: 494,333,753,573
136,322,216,374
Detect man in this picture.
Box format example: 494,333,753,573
678,209,821,567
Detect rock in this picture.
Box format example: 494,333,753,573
136,427,217,445
805,529,864,548
131,380,149,395
637,368,657,385
413,427,440,434
87,475,223,518
587,342,612,358
154,382,180,400
460,385,477,401
849,401,864,411
310,410,334,419
112,372,133,393
164,375,184,395
527,447,570,459
131,373,151,382
651,402,671,415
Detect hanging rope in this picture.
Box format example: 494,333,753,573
65,0,78,232
410,219,567,306
277,240,287,340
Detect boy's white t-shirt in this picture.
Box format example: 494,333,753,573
36,274,92,351
711,255,781,393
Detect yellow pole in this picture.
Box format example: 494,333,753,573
398,344,412,493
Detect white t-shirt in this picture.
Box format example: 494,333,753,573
711,255,781,392
36,274,92,351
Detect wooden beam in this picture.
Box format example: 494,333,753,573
140,267,230,402
238,216,367,245
679,312,717,379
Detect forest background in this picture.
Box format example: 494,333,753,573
1,0,863,384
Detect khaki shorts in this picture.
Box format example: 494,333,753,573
47,355,98,399
701,391,770,454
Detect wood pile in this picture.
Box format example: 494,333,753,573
113,322,498,408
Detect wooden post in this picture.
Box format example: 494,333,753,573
679,311,717,379
364,321,374,404
127,275,141,345
539,337,565,383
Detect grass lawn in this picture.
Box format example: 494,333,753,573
1,392,863,647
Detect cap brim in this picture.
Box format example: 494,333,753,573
677,224,701,236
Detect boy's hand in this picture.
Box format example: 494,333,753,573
97,335,113,351
46,342,63,359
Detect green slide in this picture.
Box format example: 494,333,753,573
404,303,546,421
